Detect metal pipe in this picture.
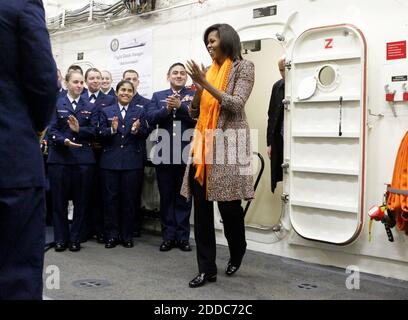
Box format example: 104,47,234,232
49,0,204,37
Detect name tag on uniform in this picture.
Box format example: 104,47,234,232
108,117,114,121
135,104,143,108
57,109,69,113
81,110,92,114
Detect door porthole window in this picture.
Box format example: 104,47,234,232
316,64,340,92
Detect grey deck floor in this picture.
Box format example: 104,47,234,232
43,232,408,300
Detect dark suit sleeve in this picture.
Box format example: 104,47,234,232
266,85,276,146
19,0,58,131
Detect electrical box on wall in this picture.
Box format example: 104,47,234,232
77,52,84,60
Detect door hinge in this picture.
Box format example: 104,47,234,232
282,98,291,110
281,161,290,174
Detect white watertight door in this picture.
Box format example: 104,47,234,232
286,24,367,245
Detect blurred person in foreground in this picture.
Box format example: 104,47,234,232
0,0,58,299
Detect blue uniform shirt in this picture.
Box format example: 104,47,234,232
99,103,149,170
147,87,196,165
47,95,98,165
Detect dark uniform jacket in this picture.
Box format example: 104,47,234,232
0,0,57,188
99,103,149,170
147,87,196,165
82,90,116,112
47,95,97,165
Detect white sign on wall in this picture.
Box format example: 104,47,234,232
107,28,153,99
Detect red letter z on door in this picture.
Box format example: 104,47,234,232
325,38,333,49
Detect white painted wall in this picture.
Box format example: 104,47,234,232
48,0,408,281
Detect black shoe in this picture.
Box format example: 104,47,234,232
54,242,66,252
97,234,105,244
69,242,81,252
178,240,192,252
188,273,217,288
225,260,240,276
122,239,134,248
159,240,175,252
105,238,118,249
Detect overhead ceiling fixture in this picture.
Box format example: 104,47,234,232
122,0,138,13
122,0,154,14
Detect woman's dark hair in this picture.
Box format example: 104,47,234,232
203,23,242,61
67,64,83,75
167,62,185,75
116,80,134,93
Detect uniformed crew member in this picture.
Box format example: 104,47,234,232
0,0,57,300
82,68,116,110
147,63,196,252
101,70,116,97
122,69,151,236
81,68,116,243
47,71,98,252
99,80,149,248
123,69,151,110
59,64,84,98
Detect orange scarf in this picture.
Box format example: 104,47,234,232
387,131,408,233
191,58,233,191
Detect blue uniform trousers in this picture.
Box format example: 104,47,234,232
48,164,94,244
156,164,192,241
0,187,46,300
101,169,144,242
91,167,104,238
82,149,104,241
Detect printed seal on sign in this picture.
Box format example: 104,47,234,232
110,38,119,52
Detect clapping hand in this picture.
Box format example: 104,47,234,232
67,115,79,133
186,60,206,89
166,94,181,112
111,116,119,133
131,119,140,134
64,138,82,148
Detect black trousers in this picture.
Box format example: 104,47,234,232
190,167,247,275
0,187,45,300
